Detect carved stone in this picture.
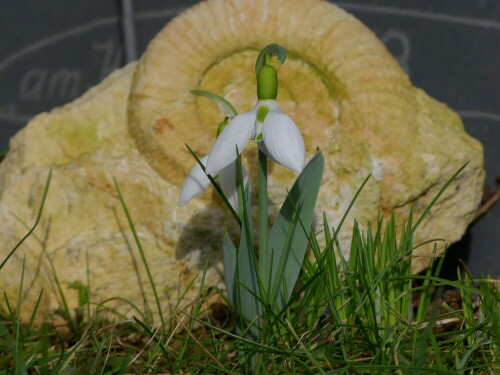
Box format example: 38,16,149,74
0,0,483,321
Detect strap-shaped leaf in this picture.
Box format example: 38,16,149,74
235,154,261,339
267,151,324,310
222,232,237,306
190,89,237,118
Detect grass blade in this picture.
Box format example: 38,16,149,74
114,178,165,329
223,232,237,306
235,153,260,339
0,169,52,272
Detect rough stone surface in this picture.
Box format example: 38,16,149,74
0,0,484,321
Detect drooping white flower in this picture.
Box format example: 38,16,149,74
205,100,305,175
178,155,248,211
179,50,304,210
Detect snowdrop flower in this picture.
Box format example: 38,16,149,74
205,64,305,175
178,119,249,211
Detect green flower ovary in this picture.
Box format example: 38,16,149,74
257,65,278,100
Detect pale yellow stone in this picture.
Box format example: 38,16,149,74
0,0,484,321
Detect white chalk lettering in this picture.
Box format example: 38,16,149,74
92,39,122,80
47,69,81,99
19,68,81,101
19,69,47,101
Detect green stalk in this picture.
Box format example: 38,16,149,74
114,179,166,329
258,149,269,291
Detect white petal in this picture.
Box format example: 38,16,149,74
257,99,281,113
218,160,249,213
262,113,305,173
254,100,280,139
205,112,255,175
178,156,211,206
257,140,277,164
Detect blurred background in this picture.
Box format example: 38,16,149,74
0,0,498,278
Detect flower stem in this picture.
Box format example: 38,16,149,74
265,53,271,65
258,149,268,288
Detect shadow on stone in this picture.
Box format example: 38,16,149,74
437,229,472,283
175,197,238,274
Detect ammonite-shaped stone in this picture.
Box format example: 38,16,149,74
0,0,483,321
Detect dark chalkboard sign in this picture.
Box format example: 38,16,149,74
0,0,499,278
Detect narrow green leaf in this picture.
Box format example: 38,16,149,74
114,178,165,329
3,290,14,319
257,150,269,295
0,169,52,272
409,164,467,239
22,289,44,349
222,232,237,306
190,90,237,118
178,258,211,364
255,43,287,76
185,144,241,226
267,151,324,309
15,257,28,375
133,316,171,360
235,154,261,338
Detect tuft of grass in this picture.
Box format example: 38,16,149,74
1,167,499,374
